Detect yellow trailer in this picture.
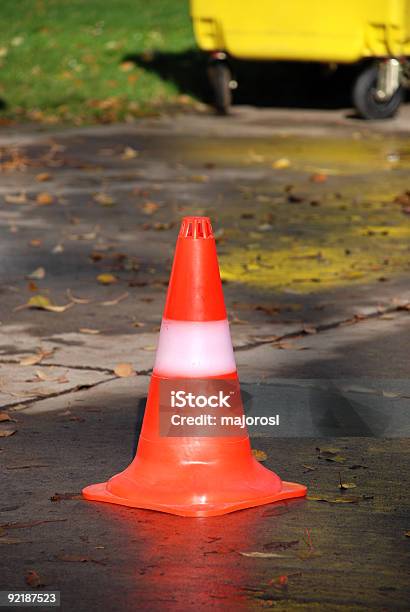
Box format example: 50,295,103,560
190,0,410,118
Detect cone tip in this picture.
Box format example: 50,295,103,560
179,217,213,239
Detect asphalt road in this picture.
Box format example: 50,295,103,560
0,107,409,610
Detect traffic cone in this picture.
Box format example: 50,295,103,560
83,217,306,517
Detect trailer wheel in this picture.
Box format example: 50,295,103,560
208,61,232,115
352,64,403,120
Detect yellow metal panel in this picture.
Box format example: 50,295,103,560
191,0,410,62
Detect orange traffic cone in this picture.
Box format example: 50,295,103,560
83,217,306,516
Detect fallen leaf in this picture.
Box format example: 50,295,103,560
120,61,134,72
5,192,27,204
267,575,288,590
317,447,346,463
252,449,268,462
404,531,410,538
190,174,209,183
97,273,117,285
27,267,45,280
394,191,410,206
50,492,82,502
79,328,100,335
114,363,135,378
272,158,290,169
339,482,357,490
239,551,285,558
0,429,17,437
303,325,317,335
141,201,159,215
382,390,401,399
302,465,316,472
101,292,129,306
93,192,115,206
36,172,51,182
310,172,327,183
143,221,173,231
0,537,30,544
36,192,54,206
6,462,49,470
25,570,46,588
17,295,73,313
122,146,139,159
56,554,103,563
263,540,299,551
0,412,12,422
307,495,360,504
19,354,44,366
34,369,68,383
66,289,92,304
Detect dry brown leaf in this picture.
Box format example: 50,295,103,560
303,325,317,335
114,363,135,378
0,411,12,422
119,61,134,72
29,239,42,248
252,449,268,462
36,192,54,206
239,551,285,558
101,292,129,306
0,537,29,544
339,482,357,490
93,192,114,206
66,289,92,304
16,295,73,313
56,553,105,564
34,369,67,383
0,428,17,437
97,273,117,285
141,201,159,215
302,465,316,472
310,172,328,183
122,146,139,159
6,462,49,470
36,172,51,182
19,353,44,366
317,447,346,463
25,570,46,588
307,495,360,504
79,328,100,335
5,192,27,204
272,158,290,169
50,492,81,502
27,267,45,280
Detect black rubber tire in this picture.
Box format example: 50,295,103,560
352,64,403,120
208,61,232,115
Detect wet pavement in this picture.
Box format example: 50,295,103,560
0,107,409,610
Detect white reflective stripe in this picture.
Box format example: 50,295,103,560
153,319,236,377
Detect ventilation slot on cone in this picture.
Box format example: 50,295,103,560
180,217,213,239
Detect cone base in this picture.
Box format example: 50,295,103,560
82,480,306,518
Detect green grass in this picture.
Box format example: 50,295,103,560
0,0,196,124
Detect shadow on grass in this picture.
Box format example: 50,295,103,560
124,49,357,110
